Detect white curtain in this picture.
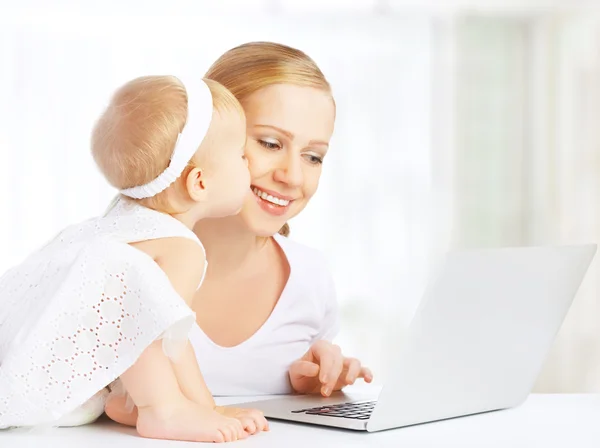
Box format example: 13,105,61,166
432,14,600,392
524,16,600,393
333,12,600,393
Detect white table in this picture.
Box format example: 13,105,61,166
2,393,599,447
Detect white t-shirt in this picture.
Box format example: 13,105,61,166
190,233,340,396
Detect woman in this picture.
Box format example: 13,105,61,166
107,41,372,429
191,42,372,398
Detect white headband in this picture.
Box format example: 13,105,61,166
119,77,213,199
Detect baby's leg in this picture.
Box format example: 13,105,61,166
105,340,212,429
169,341,270,435
169,340,216,406
118,339,246,443
104,394,137,427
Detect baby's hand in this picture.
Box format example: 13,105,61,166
215,406,270,434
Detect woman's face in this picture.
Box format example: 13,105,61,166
239,83,335,236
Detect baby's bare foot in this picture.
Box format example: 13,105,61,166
136,399,247,443
216,405,270,434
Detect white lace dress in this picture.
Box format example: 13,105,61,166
0,197,202,428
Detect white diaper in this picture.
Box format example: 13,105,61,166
52,388,110,427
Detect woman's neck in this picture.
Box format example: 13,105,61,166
193,215,270,277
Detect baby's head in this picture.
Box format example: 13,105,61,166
92,75,250,217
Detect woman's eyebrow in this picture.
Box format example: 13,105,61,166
254,124,294,140
309,139,329,148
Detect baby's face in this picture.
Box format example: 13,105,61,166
201,107,250,218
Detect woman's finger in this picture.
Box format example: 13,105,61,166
315,344,336,386
290,359,320,378
321,345,344,396
343,357,362,385
359,366,374,383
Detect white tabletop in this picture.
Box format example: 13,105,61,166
2,393,599,447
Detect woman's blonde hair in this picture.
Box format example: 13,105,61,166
91,75,243,213
205,41,333,237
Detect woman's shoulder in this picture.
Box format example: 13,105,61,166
273,234,339,340
273,233,332,285
274,233,328,266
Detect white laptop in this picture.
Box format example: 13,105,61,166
233,244,597,432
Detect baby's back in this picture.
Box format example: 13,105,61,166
0,198,203,428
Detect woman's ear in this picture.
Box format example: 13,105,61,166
185,167,208,202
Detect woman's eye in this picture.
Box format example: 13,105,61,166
258,139,281,150
305,154,324,165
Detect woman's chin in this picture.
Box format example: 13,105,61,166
248,221,287,238
239,211,287,238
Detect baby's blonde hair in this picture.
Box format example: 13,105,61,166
91,75,243,212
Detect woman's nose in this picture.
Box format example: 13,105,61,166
273,154,303,188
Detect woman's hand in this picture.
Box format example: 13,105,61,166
215,406,270,435
288,340,373,396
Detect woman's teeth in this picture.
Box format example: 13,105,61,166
252,187,290,206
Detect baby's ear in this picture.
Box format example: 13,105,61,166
185,167,208,202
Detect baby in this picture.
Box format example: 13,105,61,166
0,75,267,442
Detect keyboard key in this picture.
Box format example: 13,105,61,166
292,400,377,420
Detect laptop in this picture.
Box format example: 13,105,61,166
232,244,597,432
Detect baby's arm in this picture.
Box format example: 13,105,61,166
156,238,269,434
155,238,215,407
105,237,246,442
107,237,267,436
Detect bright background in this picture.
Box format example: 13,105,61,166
1,0,600,392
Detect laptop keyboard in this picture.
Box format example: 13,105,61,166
291,400,376,420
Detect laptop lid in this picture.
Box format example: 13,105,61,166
367,244,596,432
